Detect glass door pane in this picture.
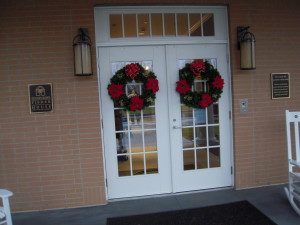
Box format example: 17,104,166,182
112,61,159,177
178,58,221,171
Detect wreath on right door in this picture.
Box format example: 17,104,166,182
175,59,224,108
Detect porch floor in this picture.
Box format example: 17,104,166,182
13,184,299,225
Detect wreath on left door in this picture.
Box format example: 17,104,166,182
107,63,159,111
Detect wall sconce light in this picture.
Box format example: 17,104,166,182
73,28,93,76
237,26,256,70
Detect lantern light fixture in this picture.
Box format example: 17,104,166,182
237,26,256,70
73,28,93,76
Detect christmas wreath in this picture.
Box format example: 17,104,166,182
107,63,159,111
176,59,224,108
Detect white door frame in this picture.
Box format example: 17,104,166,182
94,5,234,200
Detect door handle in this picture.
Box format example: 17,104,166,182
173,125,182,129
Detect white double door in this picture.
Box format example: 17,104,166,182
99,44,232,199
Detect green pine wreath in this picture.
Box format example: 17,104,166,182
107,63,159,111
176,59,224,108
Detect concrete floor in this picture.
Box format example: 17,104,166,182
12,184,300,225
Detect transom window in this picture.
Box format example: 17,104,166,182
110,13,214,38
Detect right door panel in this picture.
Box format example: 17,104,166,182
166,44,232,192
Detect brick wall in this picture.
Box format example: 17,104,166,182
0,0,105,211
0,0,300,212
229,0,300,188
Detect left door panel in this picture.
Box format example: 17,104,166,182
99,46,172,199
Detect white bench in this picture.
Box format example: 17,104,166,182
0,189,13,225
285,110,300,216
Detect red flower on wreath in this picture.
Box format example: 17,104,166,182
125,63,140,79
199,94,213,108
108,84,125,99
146,78,159,93
129,96,144,111
212,76,224,89
190,60,206,76
176,80,191,94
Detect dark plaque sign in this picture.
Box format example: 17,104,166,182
271,73,290,99
28,83,53,113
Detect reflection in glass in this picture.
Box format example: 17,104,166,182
208,103,219,124
181,105,193,126
178,58,221,171
131,130,143,153
115,109,129,154
126,82,142,96
115,110,125,131
203,14,214,36
189,14,202,36
112,61,159,177
177,13,188,36
141,61,153,72
184,150,195,170
182,127,194,149
143,107,156,129
151,14,163,36
110,14,123,38
206,58,217,68
124,14,137,37
111,62,125,75
138,14,150,37
118,155,130,176
209,148,220,168
129,110,141,126
178,59,192,69
178,57,220,170
197,149,208,169
116,132,129,154
132,154,145,175
208,126,220,146
194,80,206,92
194,108,206,125
146,153,158,174
195,127,207,147
164,14,176,36
144,130,157,152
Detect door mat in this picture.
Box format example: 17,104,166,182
106,200,277,225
